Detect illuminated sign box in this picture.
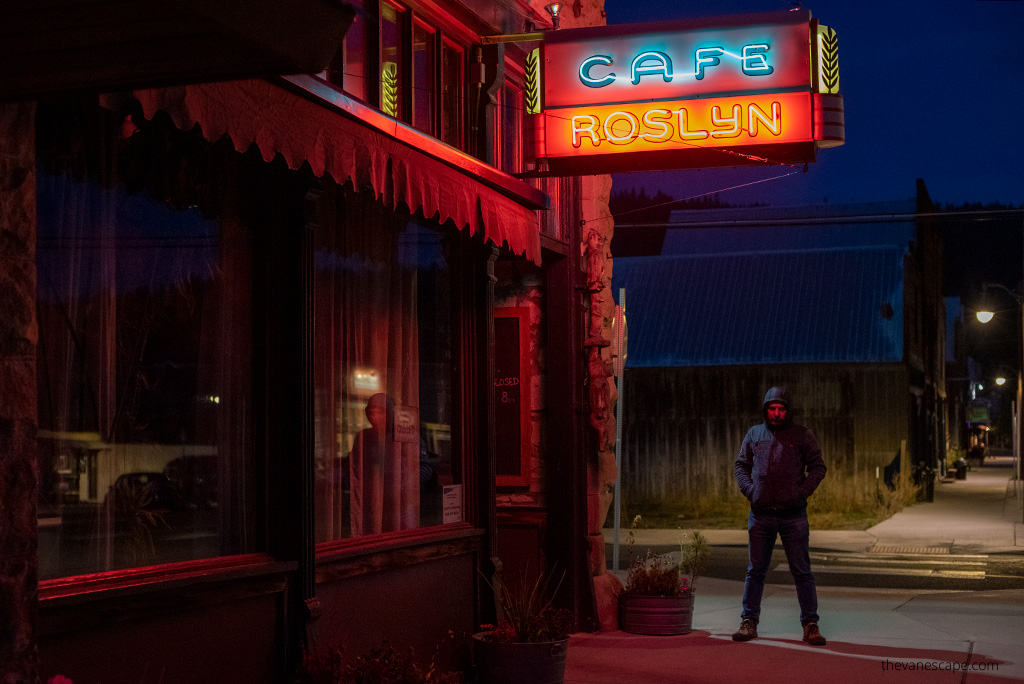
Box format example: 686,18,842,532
528,11,842,174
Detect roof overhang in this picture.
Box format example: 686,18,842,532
0,0,355,101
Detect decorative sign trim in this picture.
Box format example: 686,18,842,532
526,48,542,115
382,62,398,117
817,25,839,94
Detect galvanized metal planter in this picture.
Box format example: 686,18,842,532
472,632,569,684
619,593,694,635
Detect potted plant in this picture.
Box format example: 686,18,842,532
619,516,711,635
472,568,572,684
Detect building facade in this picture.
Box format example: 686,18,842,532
0,0,619,680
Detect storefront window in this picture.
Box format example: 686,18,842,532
35,105,255,579
314,187,455,541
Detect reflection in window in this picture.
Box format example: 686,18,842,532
341,0,369,101
314,186,454,541
323,0,369,99
413,20,436,135
35,107,253,579
500,83,523,174
441,40,464,149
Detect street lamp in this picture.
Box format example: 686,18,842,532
973,282,1024,496
976,283,1020,323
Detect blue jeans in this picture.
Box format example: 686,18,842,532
741,509,819,626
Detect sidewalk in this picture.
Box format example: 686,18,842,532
566,579,1024,683
604,456,1024,555
572,458,1024,683
866,456,1024,554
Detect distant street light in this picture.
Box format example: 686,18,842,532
973,281,1024,503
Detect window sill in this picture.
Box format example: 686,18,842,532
39,553,294,606
314,524,483,583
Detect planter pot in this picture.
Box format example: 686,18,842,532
472,632,568,684
619,593,694,635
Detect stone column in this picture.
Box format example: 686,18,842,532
0,101,40,684
580,174,622,630
531,0,621,631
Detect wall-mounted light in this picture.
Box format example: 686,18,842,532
352,367,381,392
996,377,1007,386
545,2,563,29
976,310,995,323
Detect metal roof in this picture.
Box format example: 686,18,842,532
612,246,905,368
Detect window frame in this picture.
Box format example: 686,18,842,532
496,56,526,175
33,102,280,589
412,16,439,136
325,0,468,151
309,188,475,551
440,37,465,150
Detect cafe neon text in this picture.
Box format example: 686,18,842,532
578,44,774,88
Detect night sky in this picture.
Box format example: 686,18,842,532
602,0,1024,209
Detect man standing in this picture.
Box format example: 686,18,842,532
732,386,827,645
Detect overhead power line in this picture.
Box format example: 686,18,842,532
614,208,1024,229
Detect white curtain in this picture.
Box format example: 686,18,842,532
314,186,420,540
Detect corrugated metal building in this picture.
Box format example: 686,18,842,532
611,199,945,509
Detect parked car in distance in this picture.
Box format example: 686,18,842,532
164,454,219,509
111,472,182,512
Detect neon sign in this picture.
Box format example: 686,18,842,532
529,11,843,173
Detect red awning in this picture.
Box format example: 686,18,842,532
121,77,545,263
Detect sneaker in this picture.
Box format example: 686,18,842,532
732,619,758,642
803,622,826,646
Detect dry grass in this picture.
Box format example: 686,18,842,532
877,473,920,520
806,473,918,529
615,490,750,530
611,474,921,531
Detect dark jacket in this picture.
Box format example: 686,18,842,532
735,386,827,513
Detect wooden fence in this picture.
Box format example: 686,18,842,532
620,364,910,505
